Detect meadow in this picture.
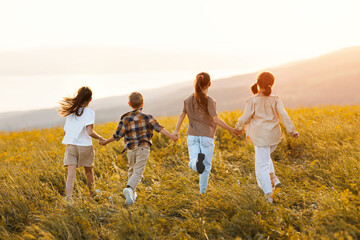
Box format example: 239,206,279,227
0,106,359,240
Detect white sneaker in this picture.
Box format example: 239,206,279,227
123,187,134,205
266,193,273,204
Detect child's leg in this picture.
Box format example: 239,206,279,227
269,144,277,175
187,136,201,172
199,136,215,194
268,144,281,187
74,145,95,195
269,158,275,175
127,149,136,184
66,165,77,196
254,146,272,195
63,145,78,197
84,166,95,196
124,148,139,205
127,147,150,190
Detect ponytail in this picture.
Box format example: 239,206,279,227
58,86,92,117
194,72,211,113
251,83,258,94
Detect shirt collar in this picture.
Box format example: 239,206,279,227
132,107,143,113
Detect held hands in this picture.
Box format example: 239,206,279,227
99,138,107,146
232,128,243,137
171,132,179,142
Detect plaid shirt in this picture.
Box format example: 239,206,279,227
113,108,163,150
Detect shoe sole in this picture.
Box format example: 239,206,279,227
274,182,282,189
196,153,205,174
123,188,134,205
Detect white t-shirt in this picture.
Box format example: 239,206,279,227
62,107,95,146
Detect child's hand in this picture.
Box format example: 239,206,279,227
291,131,299,138
170,133,178,142
173,132,179,142
99,139,107,146
232,128,242,137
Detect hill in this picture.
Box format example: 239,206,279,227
0,106,359,239
0,46,359,131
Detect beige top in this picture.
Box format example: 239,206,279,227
183,94,218,138
236,95,295,147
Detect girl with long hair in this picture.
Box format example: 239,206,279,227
59,86,105,201
174,72,241,194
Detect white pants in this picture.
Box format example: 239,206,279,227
254,145,277,195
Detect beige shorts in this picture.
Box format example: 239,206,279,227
64,145,95,167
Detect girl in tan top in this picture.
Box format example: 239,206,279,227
236,72,299,203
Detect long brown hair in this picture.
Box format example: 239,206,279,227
194,72,211,112
251,72,275,96
58,86,92,117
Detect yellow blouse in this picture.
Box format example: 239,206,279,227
236,95,295,147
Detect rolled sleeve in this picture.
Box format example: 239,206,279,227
149,116,164,132
113,120,126,140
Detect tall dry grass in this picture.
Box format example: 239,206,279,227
0,106,359,239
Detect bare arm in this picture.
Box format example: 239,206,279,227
99,136,116,146
160,128,177,142
86,124,105,140
174,112,186,134
213,116,241,136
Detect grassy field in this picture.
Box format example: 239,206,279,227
0,106,359,239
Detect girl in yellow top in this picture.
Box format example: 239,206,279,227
236,72,299,203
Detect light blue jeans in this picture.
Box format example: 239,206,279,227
187,135,215,194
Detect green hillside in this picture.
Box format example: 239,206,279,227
0,106,359,239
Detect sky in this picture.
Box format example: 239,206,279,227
0,0,359,113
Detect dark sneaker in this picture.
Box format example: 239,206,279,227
196,153,205,174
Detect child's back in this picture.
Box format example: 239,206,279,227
114,108,163,150
236,72,299,203
63,107,95,146
59,86,105,201
240,95,295,147
100,92,176,205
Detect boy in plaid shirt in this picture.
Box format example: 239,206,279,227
100,92,177,205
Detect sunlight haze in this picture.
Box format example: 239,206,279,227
0,0,359,113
